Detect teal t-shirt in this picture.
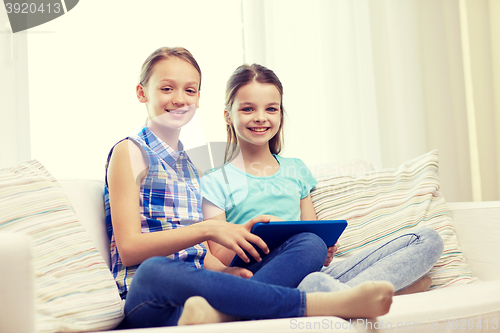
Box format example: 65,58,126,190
200,155,317,224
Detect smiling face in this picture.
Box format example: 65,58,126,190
225,81,282,152
137,57,200,132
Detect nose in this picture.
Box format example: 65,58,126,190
172,90,186,107
254,109,267,123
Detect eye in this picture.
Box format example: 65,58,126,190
161,87,172,92
241,107,253,112
186,88,197,94
267,107,279,112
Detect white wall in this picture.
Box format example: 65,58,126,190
4,0,498,201
240,0,500,202
25,0,243,179
0,12,30,169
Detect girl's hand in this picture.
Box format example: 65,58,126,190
203,241,253,278
324,243,338,267
220,266,253,279
242,214,282,233
201,218,270,264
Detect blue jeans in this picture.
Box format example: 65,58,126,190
118,232,327,329
299,227,444,292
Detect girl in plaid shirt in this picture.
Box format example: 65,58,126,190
105,47,394,329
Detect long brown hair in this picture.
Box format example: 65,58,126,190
224,64,285,162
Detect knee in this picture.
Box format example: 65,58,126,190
289,232,328,262
131,256,197,294
133,256,188,286
418,228,444,260
136,256,166,274
132,257,167,286
296,232,327,252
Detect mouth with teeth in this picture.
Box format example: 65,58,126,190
166,109,188,114
249,127,270,133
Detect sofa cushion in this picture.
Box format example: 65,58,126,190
311,150,479,289
0,160,123,332
58,179,111,268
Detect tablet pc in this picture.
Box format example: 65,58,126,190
229,220,347,268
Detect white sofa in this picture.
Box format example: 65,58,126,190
1,174,500,332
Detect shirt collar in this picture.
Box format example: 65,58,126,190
140,127,186,167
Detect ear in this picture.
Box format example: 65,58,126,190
136,84,147,103
224,110,232,125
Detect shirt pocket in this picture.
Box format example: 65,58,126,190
143,176,173,219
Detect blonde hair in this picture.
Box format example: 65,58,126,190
139,47,202,89
224,64,285,162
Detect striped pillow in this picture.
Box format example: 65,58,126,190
311,150,479,289
0,160,123,332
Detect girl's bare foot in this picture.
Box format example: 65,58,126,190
395,276,432,295
306,281,394,319
178,296,234,326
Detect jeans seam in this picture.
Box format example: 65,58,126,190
126,298,178,318
336,232,421,280
126,300,156,318
299,290,307,317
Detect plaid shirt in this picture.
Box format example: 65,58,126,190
104,127,206,297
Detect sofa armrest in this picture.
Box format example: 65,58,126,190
448,201,500,281
0,233,35,333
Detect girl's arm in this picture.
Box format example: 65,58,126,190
202,199,275,266
201,200,234,265
300,194,318,220
301,194,336,266
108,141,268,267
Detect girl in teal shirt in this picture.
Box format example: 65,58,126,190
201,63,443,295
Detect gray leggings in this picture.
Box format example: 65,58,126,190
298,227,444,292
